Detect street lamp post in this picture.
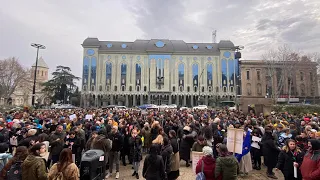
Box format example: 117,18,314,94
198,68,205,105
31,43,46,106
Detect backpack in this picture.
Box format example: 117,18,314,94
195,160,206,180
7,161,23,180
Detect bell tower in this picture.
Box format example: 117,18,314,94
31,57,49,82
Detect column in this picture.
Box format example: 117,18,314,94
125,95,129,107
133,95,136,107
191,95,194,107
205,95,208,106
110,95,114,105
169,95,172,104
140,95,144,105
148,95,151,104
183,95,186,107
176,95,179,106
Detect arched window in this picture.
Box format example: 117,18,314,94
172,86,176,92
129,86,132,91
187,86,190,92
121,64,127,86
106,62,112,85
178,64,184,87
106,85,110,91
144,86,147,92
99,85,102,91
180,86,183,92
202,86,205,92
223,86,227,92
194,86,198,92
83,85,87,91
136,86,140,92
91,85,95,91
114,86,117,91
136,64,142,86
207,64,213,87
192,64,199,87
121,85,125,91
91,57,97,85
83,57,89,85
221,59,227,87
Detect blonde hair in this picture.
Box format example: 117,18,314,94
282,140,301,153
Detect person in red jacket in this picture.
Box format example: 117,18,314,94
196,146,220,180
300,139,320,180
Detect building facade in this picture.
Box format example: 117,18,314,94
240,60,319,113
5,57,50,106
81,38,241,107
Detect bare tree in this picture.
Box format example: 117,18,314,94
262,45,300,104
0,57,27,104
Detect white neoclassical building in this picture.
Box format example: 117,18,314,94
81,38,241,107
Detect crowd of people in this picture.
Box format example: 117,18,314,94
0,107,319,180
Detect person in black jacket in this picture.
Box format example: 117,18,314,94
262,130,280,179
161,137,173,177
130,129,142,179
48,125,66,167
106,126,123,179
143,144,166,180
64,131,81,166
276,139,304,180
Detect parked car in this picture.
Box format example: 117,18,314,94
192,105,208,110
168,104,177,109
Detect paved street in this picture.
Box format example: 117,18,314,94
107,156,285,180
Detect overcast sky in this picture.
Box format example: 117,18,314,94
1,0,319,85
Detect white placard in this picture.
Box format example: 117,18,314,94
69,114,76,120
99,156,104,162
85,114,93,120
227,128,244,154
252,136,261,142
192,151,204,173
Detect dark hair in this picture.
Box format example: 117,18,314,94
0,143,9,153
29,143,45,156
218,144,230,157
169,130,176,138
57,148,73,172
163,137,169,146
158,127,164,135
69,131,76,135
38,133,49,143
12,146,28,163
148,144,158,164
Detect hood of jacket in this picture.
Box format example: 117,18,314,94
219,155,238,167
23,155,42,167
202,155,216,166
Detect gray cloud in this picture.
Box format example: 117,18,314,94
0,0,319,84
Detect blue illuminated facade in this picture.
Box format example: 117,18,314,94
106,62,112,85
207,64,213,87
82,57,89,86
91,57,97,88
82,38,240,108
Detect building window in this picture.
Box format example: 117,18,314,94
187,86,190,92
114,86,117,91
300,72,304,81
223,86,227,92
136,64,141,86
41,71,43,76
91,57,97,85
144,86,147,92
106,86,110,91
172,86,176,92
194,86,197,92
106,62,112,85
83,85,87,91
221,59,227,86
230,86,234,93
216,86,219,93
178,63,184,87
121,86,125,91
246,70,250,80
207,64,213,87
202,86,204,92
192,64,199,87
208,86,212,92
129,86,132,91
257,70,261,81
257,83,262,95
91,85,95,91
180,86,183,92
121,64,127,86
99,85,102,91
136,86,140,91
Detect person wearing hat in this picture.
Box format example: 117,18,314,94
196,146,217,180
